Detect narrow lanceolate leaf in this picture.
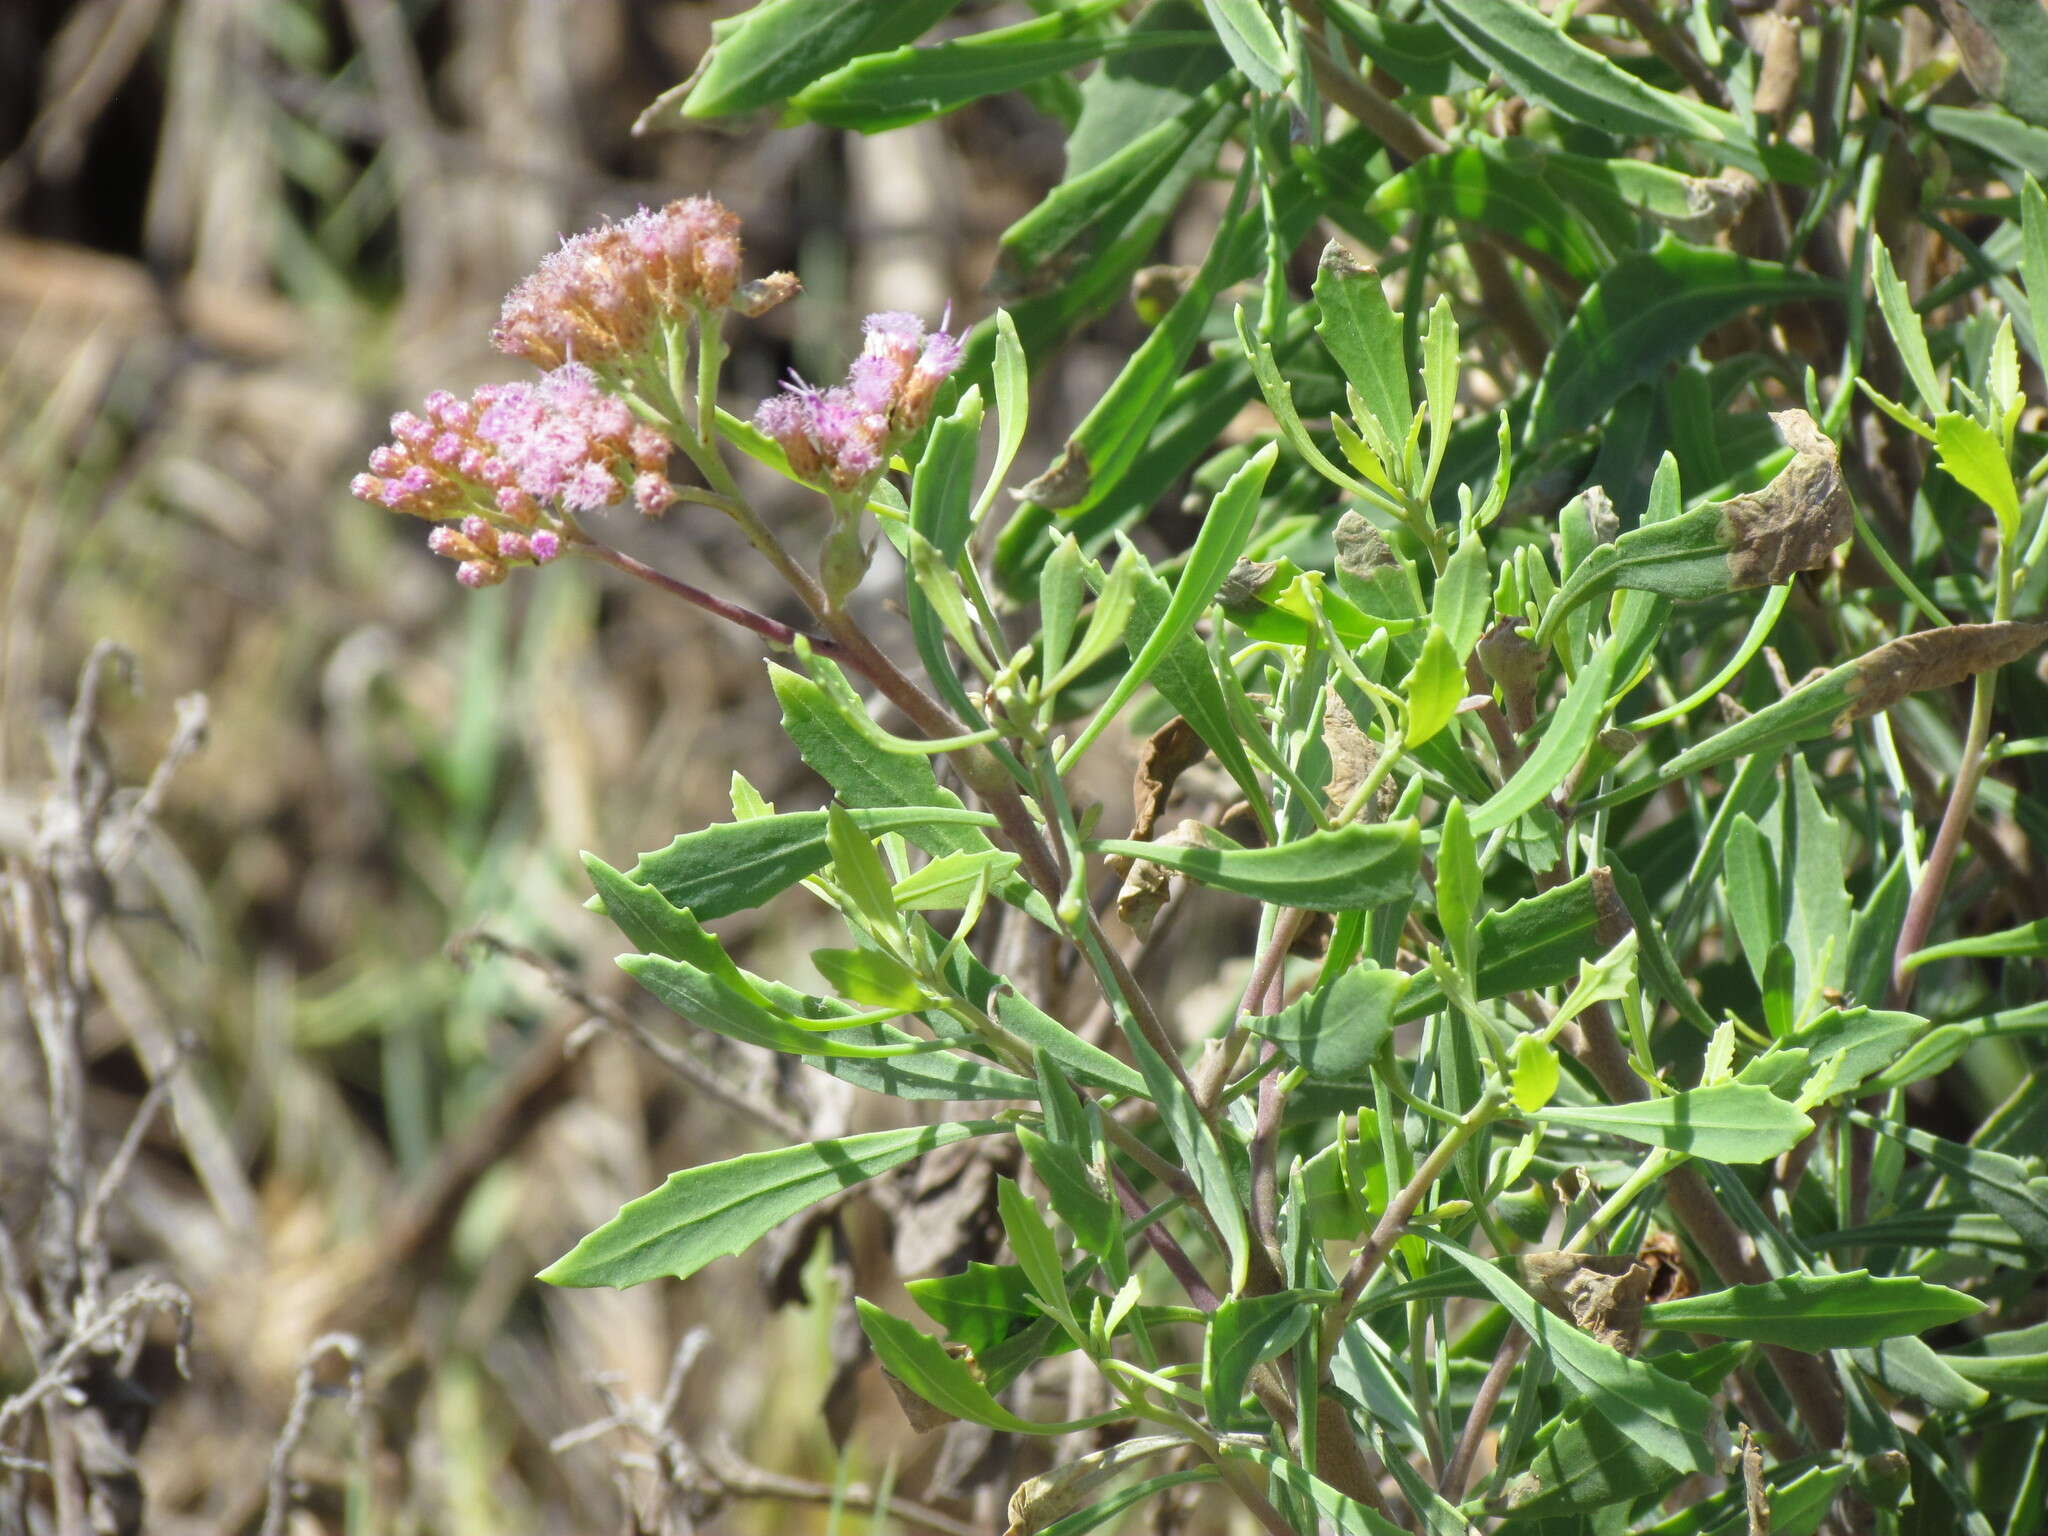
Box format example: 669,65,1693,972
1203,1291,1314,1428
1933,412,2022,541
1087,819,1421,911
857,1300,1128,1434
1426,0,1727,145
1236,1451,1408,1536
1539,410,1849,641
660,0,966,123
542,1122,1001,1287
1127,1027,1251,1293
1314,241,1410,441
1204,0,1289,92
1428,1234,1716,1476
1362,143,1612,284
1644,1271,1984,1350
1469,636,1620,835
1850,1112,2048,1251
1528,239,1834,444
612,805,996,919
1249,963,1410,1080
790,3,1165,133
1592,622,2048,810
583,855,762,999
1493,1402,1685,1518
1907,914,2048,968
1395,868,1630,1018
1061,444,1277,768
1532,1082,1811,1164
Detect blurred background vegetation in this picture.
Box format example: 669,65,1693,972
0,2,1158,1530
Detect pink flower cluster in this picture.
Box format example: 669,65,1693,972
752,311,965,492
350,364,675,587
494,197,782,371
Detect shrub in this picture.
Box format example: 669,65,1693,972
358,4,2048,1532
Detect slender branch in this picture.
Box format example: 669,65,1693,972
1318,1095,1501,1372
1442,1325,1528,1499
1887,669,1997,1005
1570,1003,1846,1449
575,541,861,672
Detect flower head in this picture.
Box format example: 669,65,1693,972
751,310,964,494
352,361,684,585
492,197,795,370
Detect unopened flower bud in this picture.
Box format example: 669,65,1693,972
497,531,532,562
455,559,506,588
529,530,562,563
634,474,677,517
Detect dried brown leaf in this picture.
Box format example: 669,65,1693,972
1519,1250,1654,1354
1842,620,2048,722
1720,409,1851,589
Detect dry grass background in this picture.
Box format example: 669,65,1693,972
0,3,1202,1531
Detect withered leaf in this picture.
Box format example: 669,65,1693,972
1519,1250,1654,1354
1130,716,1210,847
1322,692,1396,821
1843,620,2048,721
1005,1436,1183,1536
1719,409,1851,590
1016,440,1092,510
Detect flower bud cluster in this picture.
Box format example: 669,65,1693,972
493,197,792,371
351,364,674,586
752,311,964,493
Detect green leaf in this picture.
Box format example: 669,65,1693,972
1126,1027,1250,1293
998,1175,1073,1325
1434,796,1481,977
1510,1033,1560,1112
1426,0,1726,145
1022,183,1267,521
812,947,925,1010
1203,0,1289,92
1851,1112,2048,1251
1871,241,1944,413
1427,1234,1715,1476
672,0,966,121
1531,1082,1811,1164
1396,867,1629,1018
1537,411,1849,638
1203,1291,1313,1428
1494,1401,1685,1518
1249,963,1411,1080
982,981,1148,1097
1313,240,1410,442
1039,535,1087,684
1934,411,2022,541
1469,635,1620,835
892,850,1023,910
623,954,1037,1100
542,1122,999,1286
1944,1322,2048,1402
1432,533,1492,662
1643,1271,1984,1350
1402,625,1464,747
825,803,903,932
1236,1450,1408,1536
1363,142,1613,284
615,805,997,920
1062,443,1276,768
1528,239,1834,445
789,3,1161,133
583,854,763,1000
1087,819,1421,911
1591,622,2048,811
908,1261,1040,1353
857,1300,1127,1434
1119,556,1274,832
1018,1126,1120,1258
